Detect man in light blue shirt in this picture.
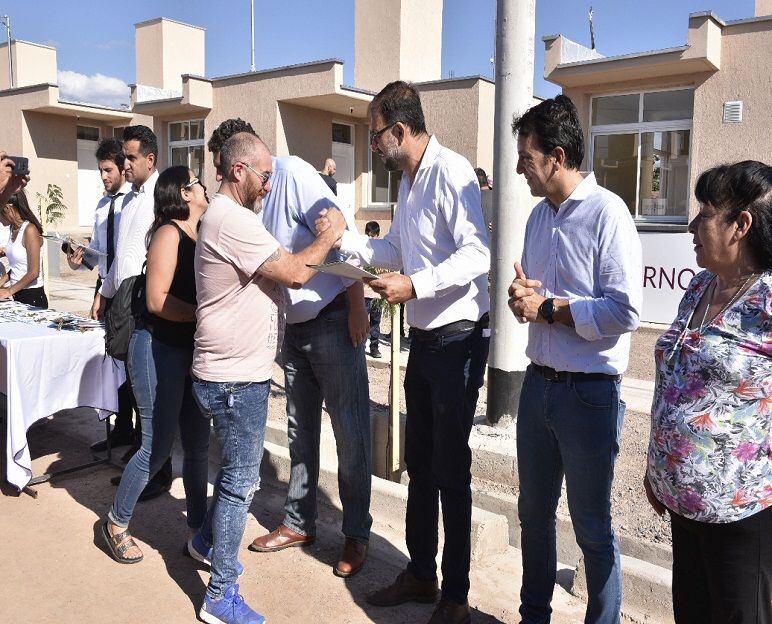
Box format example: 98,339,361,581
508,95,642,624
250,154,372,579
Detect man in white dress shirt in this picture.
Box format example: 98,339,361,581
96,125,172,499
68,138,135,453
319,81,490,624
508,95,642,624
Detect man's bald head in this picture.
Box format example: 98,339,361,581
220,132,270,174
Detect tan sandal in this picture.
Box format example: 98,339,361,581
101,521,143,564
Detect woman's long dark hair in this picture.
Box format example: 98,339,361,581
146,165,192,247
695,160,772,270
7,190,43,235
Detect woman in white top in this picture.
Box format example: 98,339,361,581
0,190,47,308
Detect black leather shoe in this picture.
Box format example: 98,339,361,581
427,598,471,624
137,481,171,502
90,430,134,453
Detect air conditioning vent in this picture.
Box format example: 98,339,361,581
723,101,743,123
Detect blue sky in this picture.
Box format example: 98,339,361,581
3,0,754,107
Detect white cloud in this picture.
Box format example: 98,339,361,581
57,70,130,109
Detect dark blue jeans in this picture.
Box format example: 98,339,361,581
403,323,489,604
281,306,372,543
193,378,270,600
108,328,210,529
517,364,624,624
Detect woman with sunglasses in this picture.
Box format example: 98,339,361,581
0,190,47,307
644,161,771,623
103,166,212,564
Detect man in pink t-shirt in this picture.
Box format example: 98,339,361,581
190,132,346,624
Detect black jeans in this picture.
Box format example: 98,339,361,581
14,286,48,308
671,506,772,624
403,322,489,603
365,298,382,347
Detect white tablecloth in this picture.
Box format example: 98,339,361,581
0,322,125,491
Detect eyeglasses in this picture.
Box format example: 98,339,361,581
238,162,271,190
184,177,206,193
369,123,396,146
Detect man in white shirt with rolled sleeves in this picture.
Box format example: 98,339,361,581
319,80,490,624
508,95,642,624
96,125,172,500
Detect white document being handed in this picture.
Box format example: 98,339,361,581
306,261,377,281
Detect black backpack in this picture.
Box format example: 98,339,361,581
103,268,147,361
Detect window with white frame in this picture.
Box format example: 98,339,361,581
169,120,205,179
590,88,693,223
368,150,402,208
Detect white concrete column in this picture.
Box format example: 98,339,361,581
486,0,536,425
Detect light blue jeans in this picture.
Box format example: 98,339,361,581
281,306,372,544
517,364,625,624
108,328,210,529
193,378,270,600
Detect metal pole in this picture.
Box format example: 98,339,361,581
2,15,12,88
250,0,256,72
388,303,401,478
486,0,536,425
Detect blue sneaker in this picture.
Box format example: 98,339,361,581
187,532,244,577
199,584,265,624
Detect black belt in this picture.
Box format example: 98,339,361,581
410,312,489,342
532,363,620,382
318,292,347,316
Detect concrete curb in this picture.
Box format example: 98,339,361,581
574,554,674,624
259,440,510,563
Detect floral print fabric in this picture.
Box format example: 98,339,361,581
648,270,772,523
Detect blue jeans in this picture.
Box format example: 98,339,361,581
281,306,372,543
403,322,489,603
108,328,210,529
193,378,270,600
517,364,624,624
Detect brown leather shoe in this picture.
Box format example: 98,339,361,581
248,524,315,552
333,538,367,578
427,598,471,624
366,568,439,607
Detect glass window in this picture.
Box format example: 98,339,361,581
639,130,690,219
169,119,205,177
112,126,125,139
369,152,402,206
76,125,100,141
591,94,639,125
332,123,352,144
169,122,188,142
643,89,694,122
371,153,390,203
171,147,188,167
592,134,639,214
189,120,205,140
190,146,204,179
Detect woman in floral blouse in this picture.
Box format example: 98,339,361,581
645,161,771,623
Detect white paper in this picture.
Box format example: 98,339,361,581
306,261,377,281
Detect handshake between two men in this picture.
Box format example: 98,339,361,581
315,208,416,305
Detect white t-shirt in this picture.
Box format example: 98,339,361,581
6,221,42,288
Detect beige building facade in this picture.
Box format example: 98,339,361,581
0,1,497,240
544,3,772,322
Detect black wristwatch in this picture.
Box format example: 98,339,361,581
538,298,555,324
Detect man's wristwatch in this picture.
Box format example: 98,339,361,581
538,298,555,324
